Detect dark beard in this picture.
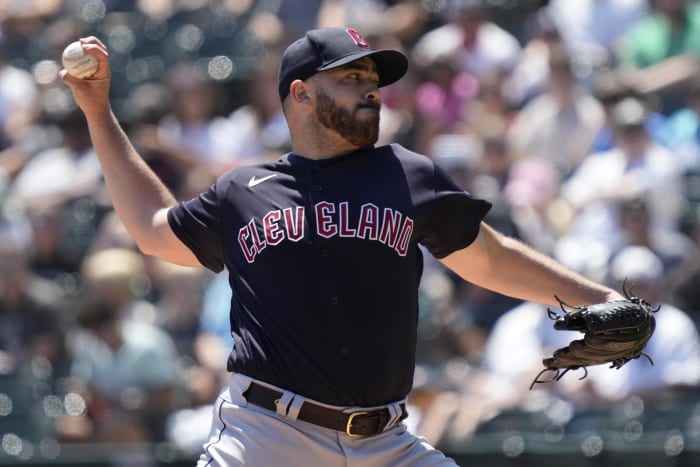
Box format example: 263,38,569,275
314,87,380,147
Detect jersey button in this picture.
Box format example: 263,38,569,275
313,185,323,191
339,348,349,357
331,297,339,305
321,249,329,257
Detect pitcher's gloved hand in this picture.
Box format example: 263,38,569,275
530,280,659,389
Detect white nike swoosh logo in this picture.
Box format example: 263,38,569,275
248,174,277,187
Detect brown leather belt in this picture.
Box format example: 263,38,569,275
242,382,408,437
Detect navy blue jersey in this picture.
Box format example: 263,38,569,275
168,143,491,406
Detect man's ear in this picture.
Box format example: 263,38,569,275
290,79,312,105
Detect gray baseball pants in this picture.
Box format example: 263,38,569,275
197,372,458,466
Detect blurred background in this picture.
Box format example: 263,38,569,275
2,0,700,465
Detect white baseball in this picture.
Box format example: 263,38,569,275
62,41,98,79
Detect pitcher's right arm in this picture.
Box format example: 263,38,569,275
61,37,201,267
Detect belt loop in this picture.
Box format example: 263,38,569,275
287,394,305,420
276,391,295,416
385,403,401,430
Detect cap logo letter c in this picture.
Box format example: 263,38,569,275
346,29,369,48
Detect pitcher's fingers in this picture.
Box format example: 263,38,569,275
79,36,108,52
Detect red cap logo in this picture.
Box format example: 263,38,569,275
346,28,369,48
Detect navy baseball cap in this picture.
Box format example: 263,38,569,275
278,27,408,100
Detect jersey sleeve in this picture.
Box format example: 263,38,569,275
167,183,225,273
416,162,492,258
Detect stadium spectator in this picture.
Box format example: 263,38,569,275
142,63,238,176
220,52,291,165
506,43,606,178
0,32,41,151
560,96,685,251
410,55,480,155
588,70,669,154
503,157,562,255
547,0,648,72
616,0,700,114
502,8,563,109
662,74,700,170
59,249,180,444
164,270,234,455
411,0,522,85
0,224,67,376
666,204,700,320
612,195,693,273
8,106,102,211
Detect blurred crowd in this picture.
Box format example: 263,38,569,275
2,0,700,463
